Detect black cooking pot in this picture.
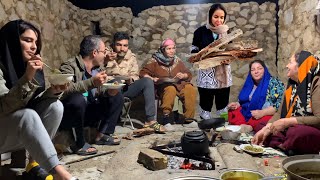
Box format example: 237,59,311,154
181,130,209,156
197,117,225,130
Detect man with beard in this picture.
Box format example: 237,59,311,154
104,32,166,133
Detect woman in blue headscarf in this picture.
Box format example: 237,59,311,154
228,60,285,132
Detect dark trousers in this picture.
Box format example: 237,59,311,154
60,92,124,148
198,87,230,111
123,77,156,122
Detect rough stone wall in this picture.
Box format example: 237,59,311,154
278,0,320,82
0,0,277,102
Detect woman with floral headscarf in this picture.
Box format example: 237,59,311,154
0,20,76,180
140,38,197,130
252,51,320,154
191,3,232,120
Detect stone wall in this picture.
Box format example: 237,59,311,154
278,0,320,82
0,0,277,102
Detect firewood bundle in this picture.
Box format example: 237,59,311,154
188,29,262,69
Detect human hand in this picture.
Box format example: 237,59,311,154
105,51,117,61
251,110,264,120
153,77,159,82
228,102,240,110
174,72,187,80
92,71,108,87
251,125,271,145
270,118,287,135
25,55,43,81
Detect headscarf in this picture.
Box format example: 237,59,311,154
239,61,271,121
205,4,229,39
152,38,177,66
0,20,45,98
281,50,320,118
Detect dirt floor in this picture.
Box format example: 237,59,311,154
57,121,286,180
0,98,286,180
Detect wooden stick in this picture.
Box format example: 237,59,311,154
64,150,116,165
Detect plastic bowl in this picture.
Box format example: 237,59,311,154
48,74,74,85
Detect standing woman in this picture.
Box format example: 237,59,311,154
191,4,232,120
0,20,76,180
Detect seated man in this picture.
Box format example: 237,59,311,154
104,32,165,133
140,38,197,129
59,35,123,156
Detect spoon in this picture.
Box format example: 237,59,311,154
42,62,61,73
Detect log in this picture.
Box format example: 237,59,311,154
194,56,235,70
188,29,243,63
202,49,260,60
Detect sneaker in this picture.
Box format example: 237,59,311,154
216,107,228,116
164,123,175,132
199,107,212,120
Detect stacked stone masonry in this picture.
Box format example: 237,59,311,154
0,0,283,102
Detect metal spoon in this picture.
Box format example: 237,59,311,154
42,62,61,73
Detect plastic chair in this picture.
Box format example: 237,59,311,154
122,97,134,129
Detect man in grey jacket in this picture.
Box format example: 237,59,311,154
59,35,123,155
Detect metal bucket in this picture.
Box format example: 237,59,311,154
282,154,320,180
220,168,265,180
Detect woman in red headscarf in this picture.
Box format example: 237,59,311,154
140,38,197,130
252,50,320,154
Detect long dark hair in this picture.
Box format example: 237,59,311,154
18,20,42,55
0,19,44,90
208,4,227,26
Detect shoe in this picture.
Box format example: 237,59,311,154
71,142,98,155
162,114,172,124
199,107,212,120
143,122,166,134
24,161,53,180
164,123,175,132
95,134,121,145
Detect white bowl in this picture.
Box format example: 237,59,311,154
48,74,74,85
101,83,126,90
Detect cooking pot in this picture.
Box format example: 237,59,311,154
220,168,265,180
197,117,225,130
282,154,320,180
181,130,209,156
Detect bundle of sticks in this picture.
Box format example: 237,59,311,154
188,29,262,69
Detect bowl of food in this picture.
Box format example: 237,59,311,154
101,82,126,90
220,168,264,180
48,73,74,85
239,144,264,155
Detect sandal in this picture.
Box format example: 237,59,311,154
144,122,166,134
95,134,121,145
72,143,98,156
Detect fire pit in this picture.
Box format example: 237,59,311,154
151,142,215,170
